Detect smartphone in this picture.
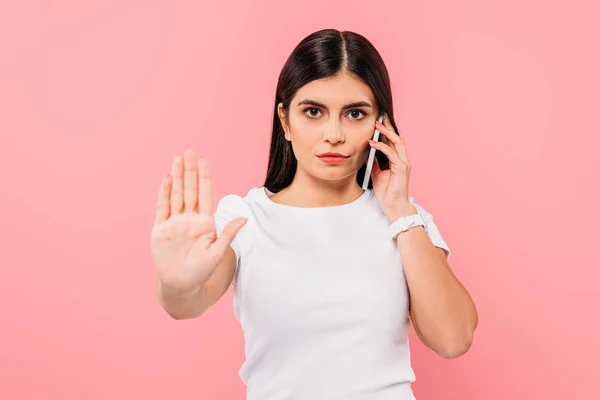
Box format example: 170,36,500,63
362,113,384,189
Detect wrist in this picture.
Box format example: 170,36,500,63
386,201,418,223
387,205,427,241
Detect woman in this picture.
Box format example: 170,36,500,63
151,29,478,399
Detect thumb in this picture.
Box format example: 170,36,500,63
209,217,248,262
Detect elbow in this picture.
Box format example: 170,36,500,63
438,342,471,359
438,306,478,359
166,310,189,320
437,331,474,359
164,309,202,320
158,298,203,320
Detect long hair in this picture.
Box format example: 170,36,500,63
264,29,399,193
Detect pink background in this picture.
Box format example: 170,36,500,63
1,0,598,399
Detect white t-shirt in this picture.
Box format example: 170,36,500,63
214,186,450,400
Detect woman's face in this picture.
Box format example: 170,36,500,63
278,71,381,184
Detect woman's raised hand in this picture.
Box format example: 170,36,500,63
151,149,247,296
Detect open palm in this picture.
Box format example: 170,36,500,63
151,149,247,295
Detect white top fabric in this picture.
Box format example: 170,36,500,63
214,186,450,400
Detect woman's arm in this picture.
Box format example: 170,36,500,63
392,202,478,359
158,246,237,320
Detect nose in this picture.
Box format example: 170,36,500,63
323,120,344,144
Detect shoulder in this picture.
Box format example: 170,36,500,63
215,186,264,217
213,187,264,256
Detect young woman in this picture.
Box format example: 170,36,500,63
151,29,478,400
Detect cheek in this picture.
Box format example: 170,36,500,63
290,126,322,149
346,123,375,142
359,126,376,140
289,132,318,158
352,135,371,151
293,145,318,164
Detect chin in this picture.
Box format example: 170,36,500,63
312,167,357,182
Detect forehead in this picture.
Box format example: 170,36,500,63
293,72,375,106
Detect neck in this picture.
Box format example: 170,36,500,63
272,169,364,208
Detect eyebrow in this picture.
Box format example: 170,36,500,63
296,99,373,110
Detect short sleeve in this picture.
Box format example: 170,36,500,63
214,194,251,269
408,196,451,260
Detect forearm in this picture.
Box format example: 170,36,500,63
157,280,209,320
391,203,478,358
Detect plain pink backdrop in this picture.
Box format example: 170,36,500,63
1,0,598,399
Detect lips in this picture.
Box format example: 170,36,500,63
317,153,349,158
317,153,349,164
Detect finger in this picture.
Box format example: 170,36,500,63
198,158,213,216
393,136,410,166
209,217,247,263
368,140,404,169
387,131,409,165
170,155,184,215
377,116,410,165
376,117,390,147
155,174,172,224
380,128,408,164
183,148,198,213
376,119,401,146
379,129,390,146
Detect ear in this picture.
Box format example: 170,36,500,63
277,103,290,141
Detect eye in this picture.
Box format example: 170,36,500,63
348,110,366,120
303,107,322,118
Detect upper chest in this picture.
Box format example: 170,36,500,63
234,210,410,336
